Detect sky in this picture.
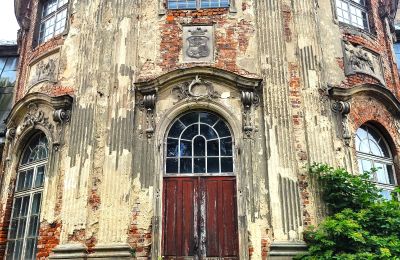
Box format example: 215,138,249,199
0,0,20,41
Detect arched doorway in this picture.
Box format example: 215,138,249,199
6,132,48,259
162,111,239,259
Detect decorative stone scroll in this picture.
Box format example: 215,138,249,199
343,41,385,85
140,94,156,138
172,75,220,102
183,26,214,63
241,91,260,138
332,101,351,145
6,93,73,151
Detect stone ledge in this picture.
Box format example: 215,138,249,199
49,244,87,259
268,241,308,260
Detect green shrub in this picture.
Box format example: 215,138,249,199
296,164,400,260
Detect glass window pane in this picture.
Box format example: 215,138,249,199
25,238,36,260
380,189,392,200
168,121,186,138
181,125,198,140
220,137,233,156
200,124,218,139
375,163,388,184
194,158,205,173
16,171,26,191
207,140,219,156
214,120,231,137
14,240,22,260
12,198,21,218
9,220,18,239
387,165,395,185
167,138,179,157
180,140,192,156
166,158,178,174
20,196,30,217
207,158,219,173
28,216,39,237
199,112,219,126
180,112,198,126
180,158,192,173
17,218,26,238
193,136,205,156
221,157,233,172
6,240,15,260
24,169,34,190
35,166,45,188
31,193,42,215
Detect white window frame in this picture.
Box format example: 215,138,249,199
356,125,398,199
38,0,69,44
167,0,230,10
335,0,370,31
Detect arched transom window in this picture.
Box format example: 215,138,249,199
356,125,397,200
6,133,48,260
165,111,234,175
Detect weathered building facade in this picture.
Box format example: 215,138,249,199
1,0,399,259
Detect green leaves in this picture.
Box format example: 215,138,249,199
296,164,400,260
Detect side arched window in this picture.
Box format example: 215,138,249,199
165,111,234,175
6,133,48,259
356,125,397,199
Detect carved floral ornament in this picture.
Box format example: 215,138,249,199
172,75,220,102
5,94,73,151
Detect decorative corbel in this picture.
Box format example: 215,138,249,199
142,94,156,138
332,101,351,145
5,128,16,141
241,91,260,138
53,109,71,123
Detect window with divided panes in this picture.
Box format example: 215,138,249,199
356,125,397,200
38,0,68,44
335,0,369,30
167,0,229,9
6,133,48,260
166,111,234,175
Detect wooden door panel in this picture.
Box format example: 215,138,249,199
163,178,198,257
163,177,238,259
203,177,238,258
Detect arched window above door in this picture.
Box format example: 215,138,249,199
165,111,233,175
6,133,48,259
356,125,397,200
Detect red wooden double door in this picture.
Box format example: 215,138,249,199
163,177,239,259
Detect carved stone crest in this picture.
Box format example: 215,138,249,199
29,56,59,86
18,103,54,136
343,41,385,85
172,76,220,102
183,26,214,62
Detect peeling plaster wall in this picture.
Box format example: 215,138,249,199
3,0,400,258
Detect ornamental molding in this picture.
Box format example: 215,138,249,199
172,75,220,102
328,84,400,115
6,93,73,150
139,94,156,138
342,40,385,85
135,66,262,94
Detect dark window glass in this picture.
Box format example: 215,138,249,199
166,111,233,175
38,0,69,44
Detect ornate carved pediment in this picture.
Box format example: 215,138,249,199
6,93,73,150
342,41,385,85
172,75,220,102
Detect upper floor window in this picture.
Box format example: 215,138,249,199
38,0,68,44
356,125,397,200
336,0,369,31
167,0,229,10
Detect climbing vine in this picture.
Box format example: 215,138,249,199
296,164,400,259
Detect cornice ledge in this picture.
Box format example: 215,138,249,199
328,84,400,115
135,66,262,94
6,93,73,126
14,0,30,29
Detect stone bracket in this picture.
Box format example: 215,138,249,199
332,101,351,146
241,91,260,138
140,94,156,138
